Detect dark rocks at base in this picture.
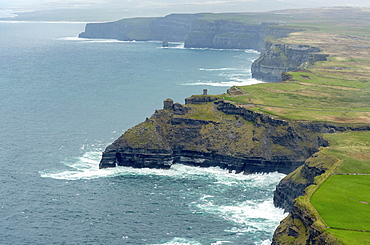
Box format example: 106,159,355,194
100,148,303,174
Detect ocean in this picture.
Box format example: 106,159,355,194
0,21,287,244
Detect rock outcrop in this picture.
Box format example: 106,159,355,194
272,151,341,244
251,43,329,82
99,97,329,174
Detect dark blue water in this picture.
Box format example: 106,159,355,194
0,22,286,245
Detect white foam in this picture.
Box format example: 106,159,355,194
245,49,260,54
39,151,284,184
84,39,136,43
56,37,140,44
259,239,272,245
193,171,287,236
199,68,239,71
160,44,185,49
181,78,264,87
196,198,287,234
151,237,202,245
57,36,83,41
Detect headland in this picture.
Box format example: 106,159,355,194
81,7,370,244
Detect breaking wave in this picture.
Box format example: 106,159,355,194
181,78,263,87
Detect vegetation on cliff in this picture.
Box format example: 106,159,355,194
92,7,370,244
273,132,370,244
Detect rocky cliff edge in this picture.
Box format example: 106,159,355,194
100,96,329,174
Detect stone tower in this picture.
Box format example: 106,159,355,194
163,98,174,110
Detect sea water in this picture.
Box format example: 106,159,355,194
0,21,287,244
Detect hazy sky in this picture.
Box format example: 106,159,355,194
2,0,370,20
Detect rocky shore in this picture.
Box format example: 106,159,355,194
82,8,370,244
99,97,329,174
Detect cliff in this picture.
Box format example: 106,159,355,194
79,13,299,52
184,21,297,51
251,43,329,82
100,96,329,174
92,7,370,244
79,13,310,83
79,14,201,41
271,147,342,244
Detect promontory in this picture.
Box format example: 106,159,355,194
81,7,370,244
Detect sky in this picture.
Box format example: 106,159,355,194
1,0,370,21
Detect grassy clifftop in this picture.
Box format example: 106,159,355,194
217,7,370,123
230,7,370,244
273,132,370,244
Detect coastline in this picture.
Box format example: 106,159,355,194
81,7,370,244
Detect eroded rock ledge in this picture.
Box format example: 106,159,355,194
272,151,342,244
99,97,332,174
251,43,329,82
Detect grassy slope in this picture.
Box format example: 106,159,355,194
222,8,370,124
310,132,370,244
217,8,370,244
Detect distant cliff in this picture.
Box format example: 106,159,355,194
79,14,201,42
184,21,297,51
251,43,329,82
79,14,310,82
79,13,298,52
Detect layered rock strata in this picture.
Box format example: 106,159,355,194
184,21,297,51
99,97,329,175
79,14,298,52
251,43,329,82
79,14,201,42
272,151,341,244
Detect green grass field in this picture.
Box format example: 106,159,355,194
311,175,370,231
308,132,370,244
329,229,370,245
325,132,370,174
223,69,370,123
196,8,370,244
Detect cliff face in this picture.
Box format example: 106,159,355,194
149,14,201,42
79,14,201,41
79,14,308,83
78,17,157,40
79,14,298,52
251,43,329,82
184,21,297,51
99,97,328,174
272,151,341,244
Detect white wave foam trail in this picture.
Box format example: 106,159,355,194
199,67,239,71
40,154,284,185
151,237,202,245
182,78,264,87
194,171,287,243
245,49,260,54
40,153,262,180
160,43,185,49
57,37,139,43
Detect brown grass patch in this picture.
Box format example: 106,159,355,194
350,152,370,161
298,82,361,91
329,116,370,124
